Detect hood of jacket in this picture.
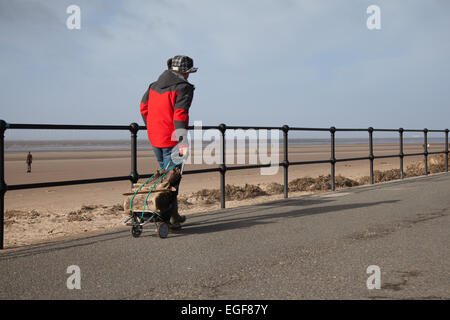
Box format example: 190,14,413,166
154,70,191,89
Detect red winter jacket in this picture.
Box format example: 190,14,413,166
140,70,194,148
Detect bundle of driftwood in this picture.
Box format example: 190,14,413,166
123,167,182,216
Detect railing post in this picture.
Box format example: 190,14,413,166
330,127,336,191
424,128,428,176
0,120,7,250
129,123,139,188
399,128,404,179
219,123,227,209
368,127,374,184
445,129,449,173
282,125,289,198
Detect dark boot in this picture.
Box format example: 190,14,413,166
169,198,186,225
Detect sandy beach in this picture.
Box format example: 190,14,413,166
3,142,447,248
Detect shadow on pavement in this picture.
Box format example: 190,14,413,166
175,198,400,237
1,196,399,258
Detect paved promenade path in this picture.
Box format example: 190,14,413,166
1,173,449,299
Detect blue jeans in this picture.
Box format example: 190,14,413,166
152,146,176,169
152,145,184,169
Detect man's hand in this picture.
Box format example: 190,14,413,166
179,144,188,157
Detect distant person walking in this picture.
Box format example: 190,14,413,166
26,152,32,173
139,55,198,226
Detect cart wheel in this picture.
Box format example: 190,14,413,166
131,225,143,238
157,223,169,239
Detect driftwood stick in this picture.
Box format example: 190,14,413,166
123,188,175,196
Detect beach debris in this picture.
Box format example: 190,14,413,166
67,210,93,222
358,154,449,184
289,175,359,192
4,218,17,227
5,209,41,226
66,203,124,222
184,183,267,204
405,154,448,175
261,182,285,195
358,169,401,185
225,184,267,200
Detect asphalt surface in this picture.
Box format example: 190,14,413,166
1,173,449,300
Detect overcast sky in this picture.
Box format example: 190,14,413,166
1,0,449,139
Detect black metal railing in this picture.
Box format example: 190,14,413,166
0,119,449,249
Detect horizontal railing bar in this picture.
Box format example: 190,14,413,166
428,151,446,155
186,126,221,130
135,167,222,179
7,176,132,190
224,126,282,130
137,167,222,179
289,127,330,131
403,152,425,157
402,129,426,132
373,154,400,159
7,123,449,133
180,167,221,175
372,129,401,132
290,159,331,165
334,128,370,132
7,123,131,130
226,163,275,171
140,126,225,131
335,156,370,162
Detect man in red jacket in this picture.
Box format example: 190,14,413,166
140,55,197,226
